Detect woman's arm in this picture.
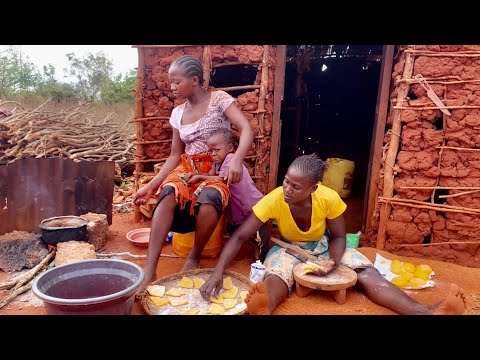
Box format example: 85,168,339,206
132,128,184,205
200,213,264,298
325,214,347,270
223,103,254,185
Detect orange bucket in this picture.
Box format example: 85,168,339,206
172,214,226,258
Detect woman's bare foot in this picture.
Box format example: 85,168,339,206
245,281,270,315
181,257,200,271
432,284,467,315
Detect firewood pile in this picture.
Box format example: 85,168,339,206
0,100,135,168
0,123,8,166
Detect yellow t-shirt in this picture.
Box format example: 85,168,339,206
252,185,347,242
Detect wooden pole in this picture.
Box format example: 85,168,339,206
404,49,480,57
438,189,480,198
128,116,170,123
251,46,270,191
364,45,395,234
215,84,261,92
202,45,212,90
134,139,172,145
394,105,480,111
399,186,480,190
378,197,480,216
437,146,480,152
376,47,415,249
256,45,270,137
268,45,287,192
398,241,480,247
212,61,256,68
133,48,146,222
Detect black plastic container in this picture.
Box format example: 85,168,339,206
39,216,89,245
32,259,145,315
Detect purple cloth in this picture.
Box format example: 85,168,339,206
217,153,263,225
0,108,13,117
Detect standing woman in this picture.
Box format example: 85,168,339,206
132,55,254,295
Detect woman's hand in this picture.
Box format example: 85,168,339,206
322,258,337,275
224,155,243,185
307,258,337,276
199,270,224,300
132,186,154,206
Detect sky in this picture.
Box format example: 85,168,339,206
0,45,138,81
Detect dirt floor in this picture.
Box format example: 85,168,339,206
1,211,479,315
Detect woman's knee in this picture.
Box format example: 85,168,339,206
197,203,219,220
196,187,223,217
152,188,176,216
356,266,381,286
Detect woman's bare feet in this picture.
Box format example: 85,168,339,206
245,281,270,315
432,284,467,315
181,257,200,271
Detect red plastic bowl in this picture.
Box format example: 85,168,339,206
126,228,150,247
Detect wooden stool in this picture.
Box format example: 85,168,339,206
293,263,357,304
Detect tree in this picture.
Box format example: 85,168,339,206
42,64,57,86
100,69,136,104
0,46,41,97
65,51,113,101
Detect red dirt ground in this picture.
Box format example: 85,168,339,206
1,211,479,315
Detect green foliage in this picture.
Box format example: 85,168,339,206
100,69,136,104
36,63,77,102
0,46,42,97
37,82,78,102
0,47,136,105
65,51,114,101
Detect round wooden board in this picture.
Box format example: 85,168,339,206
141,268,251,315
293,263,357,291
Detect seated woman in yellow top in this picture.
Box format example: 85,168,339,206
200,154,466,315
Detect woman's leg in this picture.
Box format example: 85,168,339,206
245,245,299,315
136,187,177,297
356,267,467,315
182,187,222,271
245,275,289,315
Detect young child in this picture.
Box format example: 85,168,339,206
185,128,269,261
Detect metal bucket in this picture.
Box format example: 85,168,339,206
32,259,144,315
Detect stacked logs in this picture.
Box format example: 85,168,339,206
0,100,135,168
0,123,9,166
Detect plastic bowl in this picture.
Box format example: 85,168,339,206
126,228,150,247
32,259,144,315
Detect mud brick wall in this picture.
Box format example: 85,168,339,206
376,45,480,267
136,45,277,194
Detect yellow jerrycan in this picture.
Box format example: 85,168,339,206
322,158,355,199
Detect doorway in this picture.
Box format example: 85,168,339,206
277,45,384,233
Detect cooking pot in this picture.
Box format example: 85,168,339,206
39,215,89,245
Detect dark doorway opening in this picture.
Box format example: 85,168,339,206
278,45,384,233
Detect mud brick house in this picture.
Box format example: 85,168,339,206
132,45,480,268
